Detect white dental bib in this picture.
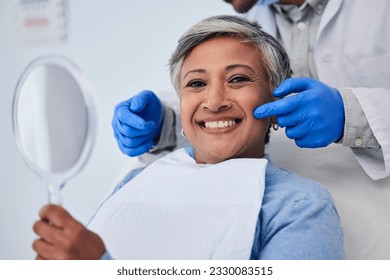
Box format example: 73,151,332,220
89,148,267,259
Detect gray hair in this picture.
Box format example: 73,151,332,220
169,15,292,94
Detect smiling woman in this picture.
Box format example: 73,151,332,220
169,15,291,164
179,37,271,164
32,15,344,260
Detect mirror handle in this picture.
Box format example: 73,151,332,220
46,180,64,205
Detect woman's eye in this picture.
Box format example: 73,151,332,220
186,80,206,88
229,76,250,84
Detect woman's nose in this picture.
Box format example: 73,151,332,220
202,85,232,112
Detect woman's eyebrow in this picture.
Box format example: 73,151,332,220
183,69,206,79
225,64,256,74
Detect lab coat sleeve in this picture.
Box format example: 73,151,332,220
338,88,380,149
138,103,189,166
149,103,177,153
349,87,390,180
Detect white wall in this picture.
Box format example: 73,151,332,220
0,0,234,259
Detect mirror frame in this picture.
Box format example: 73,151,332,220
12,55,96,199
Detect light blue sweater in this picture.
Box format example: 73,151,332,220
100,148,344,260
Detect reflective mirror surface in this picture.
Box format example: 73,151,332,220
13,56,95,204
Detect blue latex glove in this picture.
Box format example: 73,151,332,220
112,90,164,156
253,78,345,148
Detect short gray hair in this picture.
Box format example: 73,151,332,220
169,15,292,94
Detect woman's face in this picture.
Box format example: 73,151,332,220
180,37,272,164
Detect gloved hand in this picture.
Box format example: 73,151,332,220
112,90,164,156
253,78,345,148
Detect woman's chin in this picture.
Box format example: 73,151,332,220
195,149,238,164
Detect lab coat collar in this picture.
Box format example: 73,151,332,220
316,0,343,41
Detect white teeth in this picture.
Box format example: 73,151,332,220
204,120,237,129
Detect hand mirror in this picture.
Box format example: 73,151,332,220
12,55,96,205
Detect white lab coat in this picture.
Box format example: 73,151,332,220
246,0,390,180
245,0,390,259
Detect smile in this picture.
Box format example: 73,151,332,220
198,119,242,129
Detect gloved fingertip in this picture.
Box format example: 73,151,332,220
127,140,154,157
253,108,264,118
272,80,289,95
130,97,143,112
140,89,154,96
253,106,272,119
272,87,286,97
